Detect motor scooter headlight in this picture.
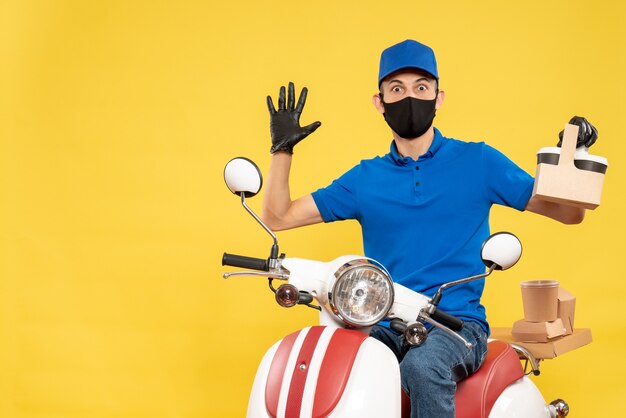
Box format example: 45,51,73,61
329,259,394,327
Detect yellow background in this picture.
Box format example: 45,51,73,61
2,0,625,417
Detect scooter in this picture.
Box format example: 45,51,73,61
221,156,570,418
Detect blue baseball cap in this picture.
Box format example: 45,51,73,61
378,40,439,86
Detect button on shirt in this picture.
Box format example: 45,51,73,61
311,128,534,333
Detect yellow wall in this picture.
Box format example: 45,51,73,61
2,1,625,417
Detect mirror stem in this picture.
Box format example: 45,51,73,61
241,194,280,255
431,264,496,306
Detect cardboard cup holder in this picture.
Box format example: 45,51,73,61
532,123,608,209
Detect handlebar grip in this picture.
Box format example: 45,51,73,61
222,253,269,271
431,308,464,332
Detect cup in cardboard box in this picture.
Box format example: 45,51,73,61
520,280,559,322
537,147,608,174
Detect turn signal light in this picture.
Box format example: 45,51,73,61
275,284,299,308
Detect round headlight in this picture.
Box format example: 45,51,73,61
329,259,394,327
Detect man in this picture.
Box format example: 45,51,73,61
261,39,594,418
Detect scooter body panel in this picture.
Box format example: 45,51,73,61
248,340,281,418
326,336,401,418
488,377,551,418
246,326,400,418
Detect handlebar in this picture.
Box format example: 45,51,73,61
222,252,269,271
391,309,464,333
431,308,464,332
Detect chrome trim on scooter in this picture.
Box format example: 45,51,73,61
510,343,541,376
327,258,394,327
432,265,496,305
548,398,569,417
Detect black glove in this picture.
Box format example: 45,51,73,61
557,116,598,148
267,82,321,154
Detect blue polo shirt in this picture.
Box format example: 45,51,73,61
311,128,534,333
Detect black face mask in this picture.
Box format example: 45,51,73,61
382,96,437,139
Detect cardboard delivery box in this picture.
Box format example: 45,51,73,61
532,123,608,209
491,328,592,360
511,318,567,343
557,288,576,334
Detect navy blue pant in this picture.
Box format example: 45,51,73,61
370,321,488,418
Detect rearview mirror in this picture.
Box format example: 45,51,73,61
224,157,263,198
481,232,522,270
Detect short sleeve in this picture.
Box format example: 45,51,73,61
311,164,360,222
482,144,534,211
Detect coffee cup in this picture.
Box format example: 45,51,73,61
520,280,560,322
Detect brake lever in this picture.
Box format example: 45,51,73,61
419,313,473,349
222,271,289,280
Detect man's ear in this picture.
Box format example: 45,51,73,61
436,90,445,110
372,93,385,114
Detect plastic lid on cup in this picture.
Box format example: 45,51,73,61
537,147,560,155
537,147,608,166
520,280,559,288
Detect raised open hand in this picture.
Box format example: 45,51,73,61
267,82,321,154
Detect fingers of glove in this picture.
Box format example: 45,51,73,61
580,117,595,138
287,82,295,111
579,118,591,139
558,123,582,147
559,116,584,147
587,123,599,147
572,116,598,147
303,121,322,135
569,116,589,141
590,122,598,138
295,87,309,114
582,122,598,147
278,85,286,110
266,96,277,114
569,115,585,125
557,130,564,147
559,116,598,148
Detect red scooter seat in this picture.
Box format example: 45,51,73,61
402,340,525,418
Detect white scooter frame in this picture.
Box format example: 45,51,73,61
221,157,570,418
